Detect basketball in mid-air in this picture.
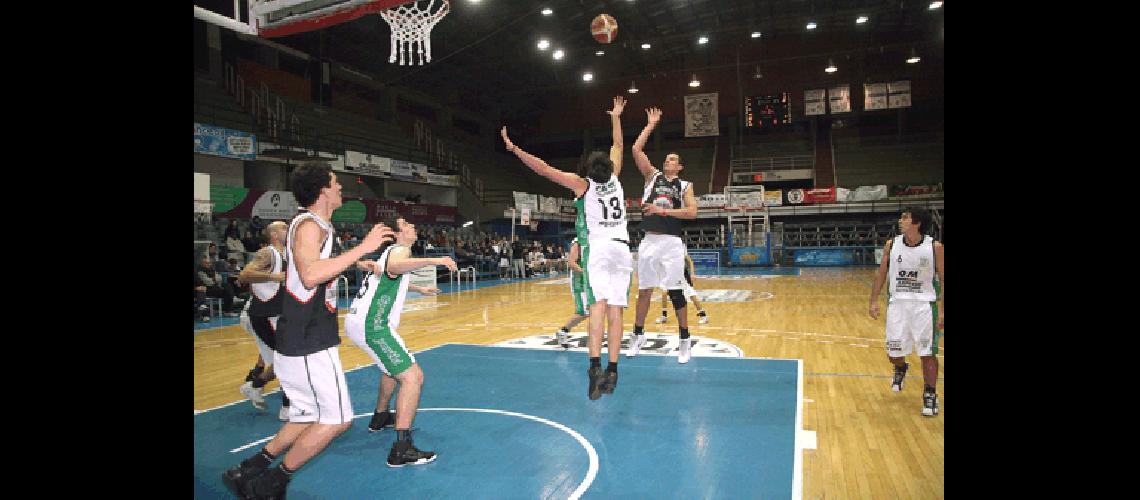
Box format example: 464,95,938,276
591,13,618,44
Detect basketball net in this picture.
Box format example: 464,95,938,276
380,0,450,65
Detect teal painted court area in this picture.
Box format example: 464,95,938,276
194,343,804,499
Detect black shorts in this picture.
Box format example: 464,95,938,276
249,315,277,350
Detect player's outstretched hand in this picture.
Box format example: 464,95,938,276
607,96,626,117
646,107,662,125
436,256,458,272
501,127,517,153
361,223,396,252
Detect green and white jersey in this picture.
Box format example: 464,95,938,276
574,174,628,243
347,245,411,332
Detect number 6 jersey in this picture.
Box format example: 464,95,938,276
575,174,629,243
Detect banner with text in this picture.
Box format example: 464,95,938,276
864,83,888,110
194,123,256,160
828,85,851,114
888,80,912,109
804,89,826,116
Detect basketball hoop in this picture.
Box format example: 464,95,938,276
379,0,451,65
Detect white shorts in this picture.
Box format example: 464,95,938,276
273,347,354,425
662,281,699,300
240,311,277,365
585,238,633,307
885,300,939,357
345,315,417,377
637,234,687,290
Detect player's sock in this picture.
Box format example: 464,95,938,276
679,327,690,340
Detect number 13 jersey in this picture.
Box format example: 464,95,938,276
575,174,628,243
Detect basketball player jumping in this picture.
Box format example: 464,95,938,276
224,164,396,499
628,107,700,363
869,206,944,416
554,240,590,349
502,95,630,400
236,221,291,421
346,213,455,467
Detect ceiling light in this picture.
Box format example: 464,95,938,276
698,36,708,44
553,49,564,60
583,72,593,82
806,21,817,30
929,1,943,9
541,7,552,16
537,39,549,50
628,81,639,93
641,43,651,49
596,50,605,56
688,74,700,87
750,31,762,38
906,48,921,64
856,16,868,24
825,58,837,73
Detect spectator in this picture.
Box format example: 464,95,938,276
249,215,265,233
224,219,242,241
510,236,525,279
242,230,260,253
198,256,243,315
194,270,210,322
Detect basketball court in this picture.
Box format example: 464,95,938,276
194,267,945,498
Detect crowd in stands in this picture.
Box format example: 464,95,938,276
195,217,572,322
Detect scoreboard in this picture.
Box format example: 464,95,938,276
745,93,792,128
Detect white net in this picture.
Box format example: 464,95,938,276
723,185,766,210
379,0,451,65
194,200,214,225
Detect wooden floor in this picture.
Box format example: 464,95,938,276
194,267,944,499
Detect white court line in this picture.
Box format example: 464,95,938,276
228,408,600,500
793,358,808,500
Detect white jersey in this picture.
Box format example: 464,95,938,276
347,245,410,332
887,234,938,302
576,174,629,242
250,246,283,302
284,211,337,313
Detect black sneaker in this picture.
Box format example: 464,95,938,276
368,410,395,432
387,439,437,467
601,370,618,394
222,461,267,499
922,391,939,417
244,467,289,500
587,366,605,400
891,362,909,392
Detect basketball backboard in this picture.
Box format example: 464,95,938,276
194,0,409,38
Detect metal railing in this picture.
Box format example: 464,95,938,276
730,155,815,172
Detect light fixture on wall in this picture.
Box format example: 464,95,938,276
688,74,700,87
906,48,921,64
553,49,564,60
825,58,837,73
628,81,639,93
753,66,763,79
582,72,594,82
537,39,549,50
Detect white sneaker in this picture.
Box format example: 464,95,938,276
556,330,571,349
678,338,692,364
698,313,709,325
239,381,267,410
279,405,290,421
627,334,647,358
654,315,668,324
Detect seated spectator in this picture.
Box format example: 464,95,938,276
224,219,242,241
198,256,243,316
194,270,210,322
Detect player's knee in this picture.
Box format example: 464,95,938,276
400,363,424,387
668,289,687,310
